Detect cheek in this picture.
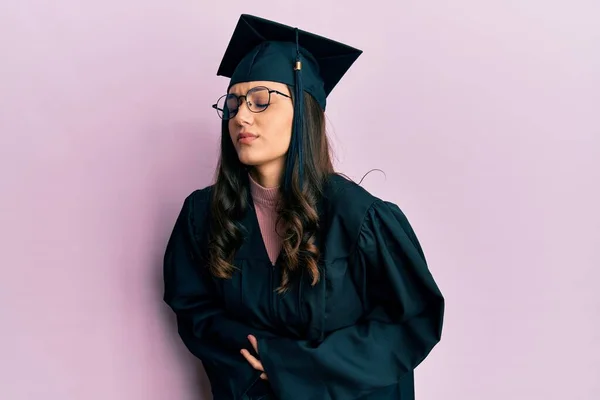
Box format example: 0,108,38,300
268,115,293,153
276,106,294,142
228,120,236,141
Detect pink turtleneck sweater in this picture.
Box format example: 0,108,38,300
248,174,283,265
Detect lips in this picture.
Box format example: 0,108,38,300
238,132,258,140
237,132,258,144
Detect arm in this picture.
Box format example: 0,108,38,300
256,200,445,400
163,192,276,399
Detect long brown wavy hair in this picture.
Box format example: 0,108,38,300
207,87,333,293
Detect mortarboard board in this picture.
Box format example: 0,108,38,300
216,14,362,111
215,14,362,191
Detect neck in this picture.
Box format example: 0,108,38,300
248,173,280,207
249,158,285,188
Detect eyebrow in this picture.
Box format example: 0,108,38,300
228,86,251,95
228,85,267,95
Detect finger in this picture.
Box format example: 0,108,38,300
260,373,268,380
240,349,264,372
247,335,259,354
240,349,262,370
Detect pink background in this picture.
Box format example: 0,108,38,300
1,1,599,399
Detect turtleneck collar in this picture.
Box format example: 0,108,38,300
248,173,280,207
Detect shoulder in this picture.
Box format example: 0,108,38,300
322,173,380,209
321,174,426,261
184,184,214,207
319,173,386,248
177,184,214,227
321,172,419,240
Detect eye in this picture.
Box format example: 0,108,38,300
249,88,270,110
225,95,239,113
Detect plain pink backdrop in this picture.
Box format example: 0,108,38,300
1,1,599,399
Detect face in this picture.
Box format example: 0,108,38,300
227,81,294,169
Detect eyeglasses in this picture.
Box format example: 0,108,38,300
212,86,291,120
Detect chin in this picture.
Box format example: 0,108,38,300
236,150,266,167
236,149,285,168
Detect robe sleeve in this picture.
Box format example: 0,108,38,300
257,200,445,399
163,192,277,399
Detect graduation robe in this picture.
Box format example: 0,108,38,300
163,174,445,400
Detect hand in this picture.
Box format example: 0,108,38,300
241,335,268,380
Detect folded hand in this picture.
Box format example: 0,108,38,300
241,334,268,380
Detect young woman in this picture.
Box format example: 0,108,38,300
163,14,445,400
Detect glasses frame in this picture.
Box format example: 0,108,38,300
211,86,292,120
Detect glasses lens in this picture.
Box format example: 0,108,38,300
215,94,239,120
247,87,270,112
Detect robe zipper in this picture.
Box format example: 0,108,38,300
269,264,275,318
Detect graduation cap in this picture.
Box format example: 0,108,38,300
216,14,362,192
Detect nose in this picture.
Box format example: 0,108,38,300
232,97,253,125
